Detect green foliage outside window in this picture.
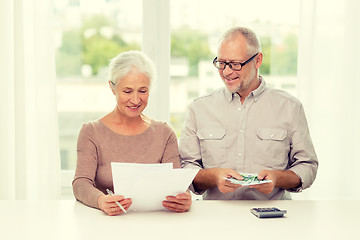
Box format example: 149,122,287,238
260,34,298,76
56,16,298,78
56,15,140,77
260,36,271,75
271,34,298,75
171,26,213,76
170,26,297,77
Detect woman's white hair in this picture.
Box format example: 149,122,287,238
108,50,156,87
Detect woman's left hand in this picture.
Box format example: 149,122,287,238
162,192,192,213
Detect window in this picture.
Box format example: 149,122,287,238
54,0,142,197
55,0,300,198
169,0,300,136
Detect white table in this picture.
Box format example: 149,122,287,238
0,199,358,240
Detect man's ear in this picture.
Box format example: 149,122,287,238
255,52,263,69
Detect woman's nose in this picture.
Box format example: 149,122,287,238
130,93,140,104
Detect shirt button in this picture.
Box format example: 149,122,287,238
238,153,242,157
238,107,241,110
209,134,213,137
239,130,243,133
270,134,274,138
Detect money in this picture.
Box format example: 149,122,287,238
224,173,272,186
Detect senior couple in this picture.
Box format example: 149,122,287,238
73,26,318,215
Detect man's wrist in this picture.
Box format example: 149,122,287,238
272,169,301,189
193,168,218,191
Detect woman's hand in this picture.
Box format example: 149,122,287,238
162,192,192,213
98,194,132,216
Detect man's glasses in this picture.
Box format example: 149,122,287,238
213,52,259,71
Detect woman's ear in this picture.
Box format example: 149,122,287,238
108,81,116,95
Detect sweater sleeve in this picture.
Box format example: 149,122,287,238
72,123,104,209
160,123,181,169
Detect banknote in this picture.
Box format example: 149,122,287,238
224,173,272,186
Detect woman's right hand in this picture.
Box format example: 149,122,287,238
98,194,132,216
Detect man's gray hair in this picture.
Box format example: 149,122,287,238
218,26,261,54
108,50,156,87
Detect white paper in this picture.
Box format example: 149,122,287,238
111,162,198,212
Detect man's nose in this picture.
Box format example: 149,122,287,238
223,64,233,75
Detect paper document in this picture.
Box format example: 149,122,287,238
111,162,198,212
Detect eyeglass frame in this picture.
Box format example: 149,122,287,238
213,52,259,71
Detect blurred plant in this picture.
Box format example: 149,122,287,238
56,15,140,77
171,26,212,76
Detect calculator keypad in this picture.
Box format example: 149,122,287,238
250,207,287,218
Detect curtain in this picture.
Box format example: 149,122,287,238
297,0,360,199
0,0,60,200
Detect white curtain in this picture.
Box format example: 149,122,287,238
297,0,360,200
0,0,60,200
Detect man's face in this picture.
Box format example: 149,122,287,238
217,35,260,96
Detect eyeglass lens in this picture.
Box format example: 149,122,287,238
213,52,259,70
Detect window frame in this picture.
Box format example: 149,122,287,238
59,0,300,198
60,0,170,198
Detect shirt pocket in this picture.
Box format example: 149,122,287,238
197,128,226,167
254,128,289,169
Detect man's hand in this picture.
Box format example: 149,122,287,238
250,169,301,194
98,194,132,216
162,192,192,213
193,168,244,193
216,168,244,193
249,170,277,194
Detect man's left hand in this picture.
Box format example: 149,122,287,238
249,170,277,194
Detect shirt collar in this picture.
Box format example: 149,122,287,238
225,75,267,103
250,75,266,102
225,88,235,103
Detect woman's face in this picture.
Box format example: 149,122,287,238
111,70,150,119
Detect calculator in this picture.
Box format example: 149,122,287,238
250,207,287,218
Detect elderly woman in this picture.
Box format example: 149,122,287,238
73,50,191,216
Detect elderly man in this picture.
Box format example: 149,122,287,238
179,26,318,200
